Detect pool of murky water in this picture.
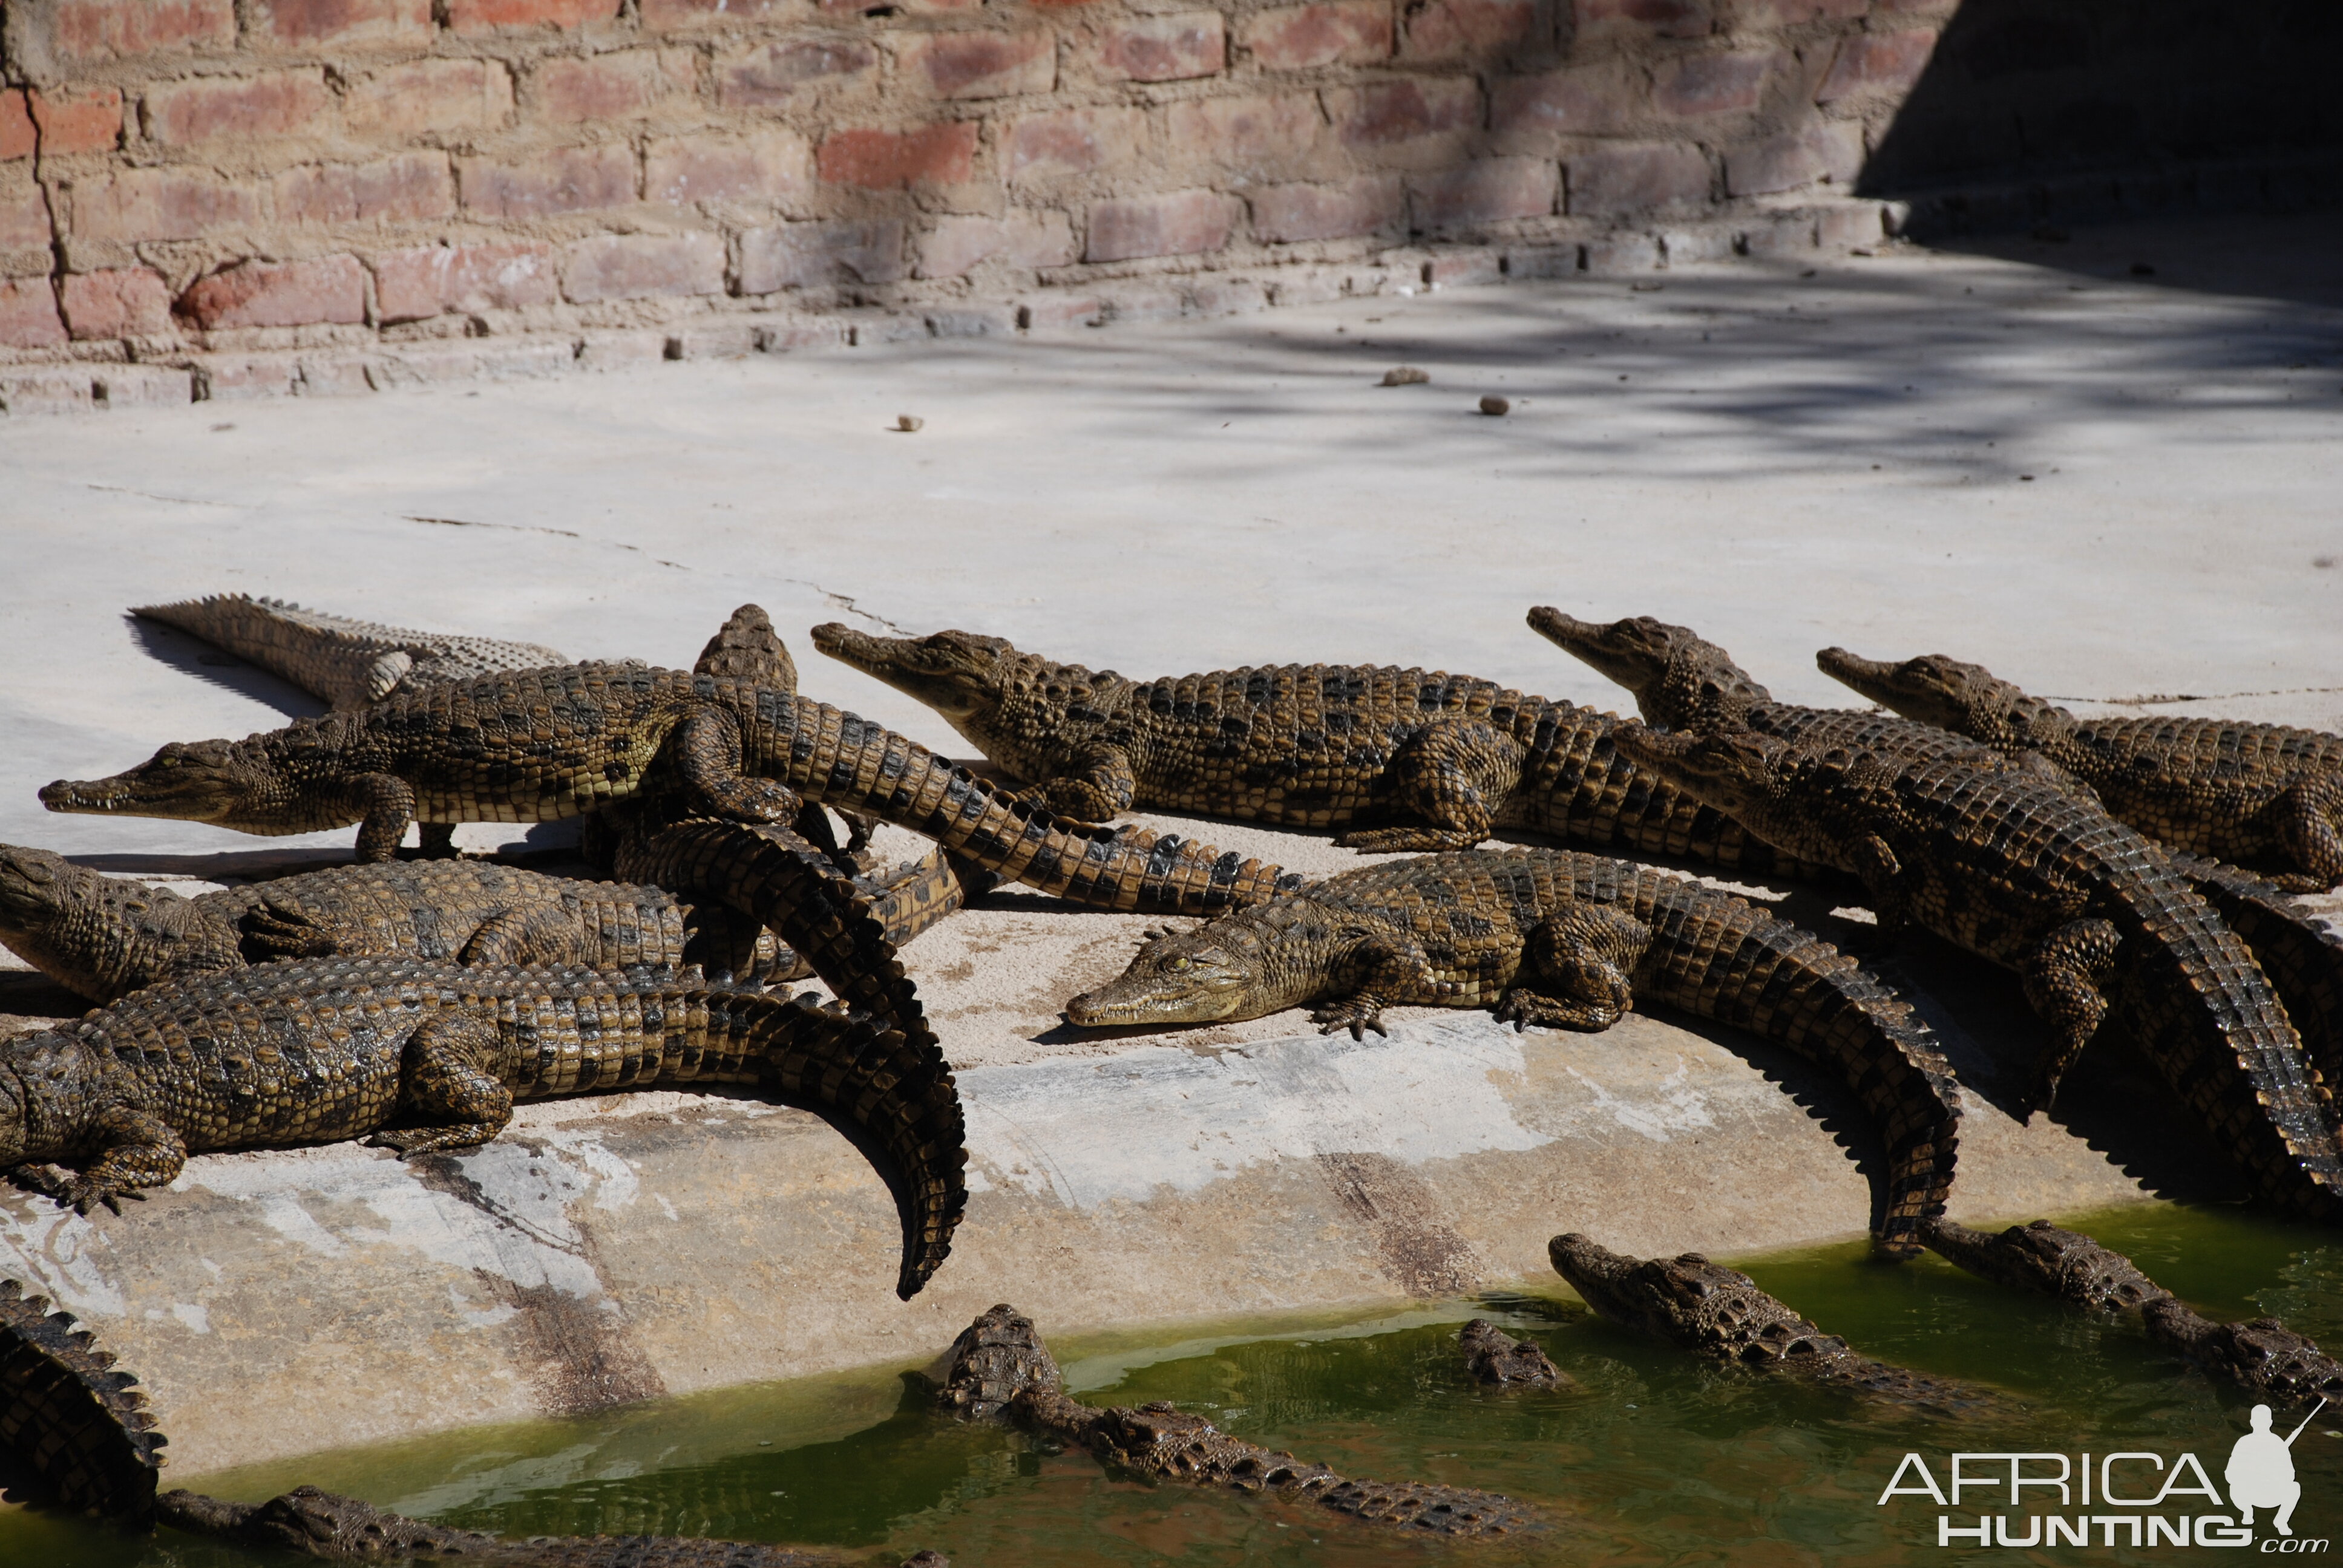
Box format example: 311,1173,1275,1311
8,1203,2339,1566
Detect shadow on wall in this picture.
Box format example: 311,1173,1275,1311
1859,0,2343,195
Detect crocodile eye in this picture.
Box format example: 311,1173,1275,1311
1167,956,1191,972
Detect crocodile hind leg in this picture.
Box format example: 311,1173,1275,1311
347,773,418,864
1496,904,1653,1031
1336,719,1525,852
19,1106,186,1214
2016,918,2122,1114
1016,745,1139,826
457,906,585,967
2270,776,2343,890
371,1013,514,1156
673,708,806,826
415,822,457,858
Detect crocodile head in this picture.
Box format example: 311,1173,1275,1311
1607,725,1784,820
0,844,79,933
810,624,1015,720
39,738,295,832
1548,1233,1840,1362
1527,609,1772,730
1064,916,1294,1027
1817,647,2051,748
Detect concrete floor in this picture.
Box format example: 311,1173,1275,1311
1,211,2339,1474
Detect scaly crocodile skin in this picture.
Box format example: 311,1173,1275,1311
134,594,568,712
1548,1234,2002,1414
811,624,1824,873
41,664,1300,918
0,956,965,1299
1064,848,1962,1256
937,1305,1536,1537
1459,1319,1567,1387
1818,647,2343,888
1614,727,2343,1221
0,1277,166,1518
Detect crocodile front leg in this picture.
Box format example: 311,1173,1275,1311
1018,744,1139,825
1337,717,1525,852
370,1012,514,1156
2017,916,2122,1114
1310,931,1438,1038
673,708,805,826
2271,775,2343,890
1497,904,1652,1031
24,1105,186,1214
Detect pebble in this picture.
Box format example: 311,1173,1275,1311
896,414,924,433
1479,396,1510,416
1381,366,1430,386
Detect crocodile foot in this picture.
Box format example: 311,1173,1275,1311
1310,997,1390,1039
7,1163,143,1215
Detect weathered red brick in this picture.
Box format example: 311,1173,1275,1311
1409,157,1555,227
28,0,236,68
180,255,367,329
897,31,1057,99
371,241,558,321
246,0,431,51
1400,0,1534,60
1653,48,1782,117
275,154,456,223
738,220,905,291
1566,141,1709,214
0,179,53,250
643,0,793,24
1326,77,1480,149
23,87,124,154
59,267,172,338
1724,117,1863,194
646,133,813,208
1085,188,1236,262
560,232,725,303
0,278,67,348
457,145,636,217
527,50,693,122
915,211,1076,277
344,60,514,137
1734,0,1864,22
1251,174,1403,241
1095,13,1224,82
447,0,614,33
70,168,265,243
143,71,327,146
1573,0,1709,40
1816,28,1936,101
1164,92,1321,169
1239,2,1391,68
0,95,31,162
1489,61,1637,144
818,0,978,13
818,122,980,188
1006,105,1144,179
718,40,880,107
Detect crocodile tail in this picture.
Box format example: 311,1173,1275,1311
714,988,967,1299
0,1277,168,1519
2169,851,2343,1116
695,604,798,692
134,593,386,710
1615,864,1962,1258
859,846,971,947
744,688,1303,915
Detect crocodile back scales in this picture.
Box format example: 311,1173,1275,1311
0,1278,166,1518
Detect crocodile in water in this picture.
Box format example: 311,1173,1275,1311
0,956,964,1299
1460,1319,1568,1387
1064,848,1961,1255
936,1304,1536,1536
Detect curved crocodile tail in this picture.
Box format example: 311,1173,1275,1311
1561,854,1962,1258
2167,851,2343,1114
0,1277,167,1519
719,987,967,1299
736,685,1306,916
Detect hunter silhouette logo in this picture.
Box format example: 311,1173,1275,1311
1878,1402,2330,1550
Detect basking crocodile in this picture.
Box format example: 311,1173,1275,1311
1613,726,2343,1218
811,623,1823,874
135,593,569,712
41,662,1299,919
1921,1217,2343,1405
1819,646,2343,889
936,1304,1535,1536
1547,1234,1999,1414
1063,848,1961,1255
1460,1319,1568,1387
0,956,965,1299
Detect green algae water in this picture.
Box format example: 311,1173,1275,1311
8,1203,2342,1567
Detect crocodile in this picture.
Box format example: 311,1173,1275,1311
1547,1234,2000,1414
1063,848,1962,1255
40,662,1299,920
1920,1217,2343,1405
810,623,1826,874
936,1304,1536,1537
0,956,965,1299
134,593,569,712
1610,725,2343,1219
1818,646,2343,889
1460,1319,1568,1387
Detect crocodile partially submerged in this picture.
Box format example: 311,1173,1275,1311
1063,848,1962,1255
1921,1217,2343,1405
0,956,965,1299
936,1304,1536,1536
1613,726,2343,1218
41,662,1299,918
1819,646,2343,889
135,593,569,712
1547,1234,2000,1414
1460,1319,1568,1387
811,623,1824,874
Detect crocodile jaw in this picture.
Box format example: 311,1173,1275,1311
1064,971,1257,1027
1525,607,1677,698
1546,1233,1647,1323
810,622,1000,720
